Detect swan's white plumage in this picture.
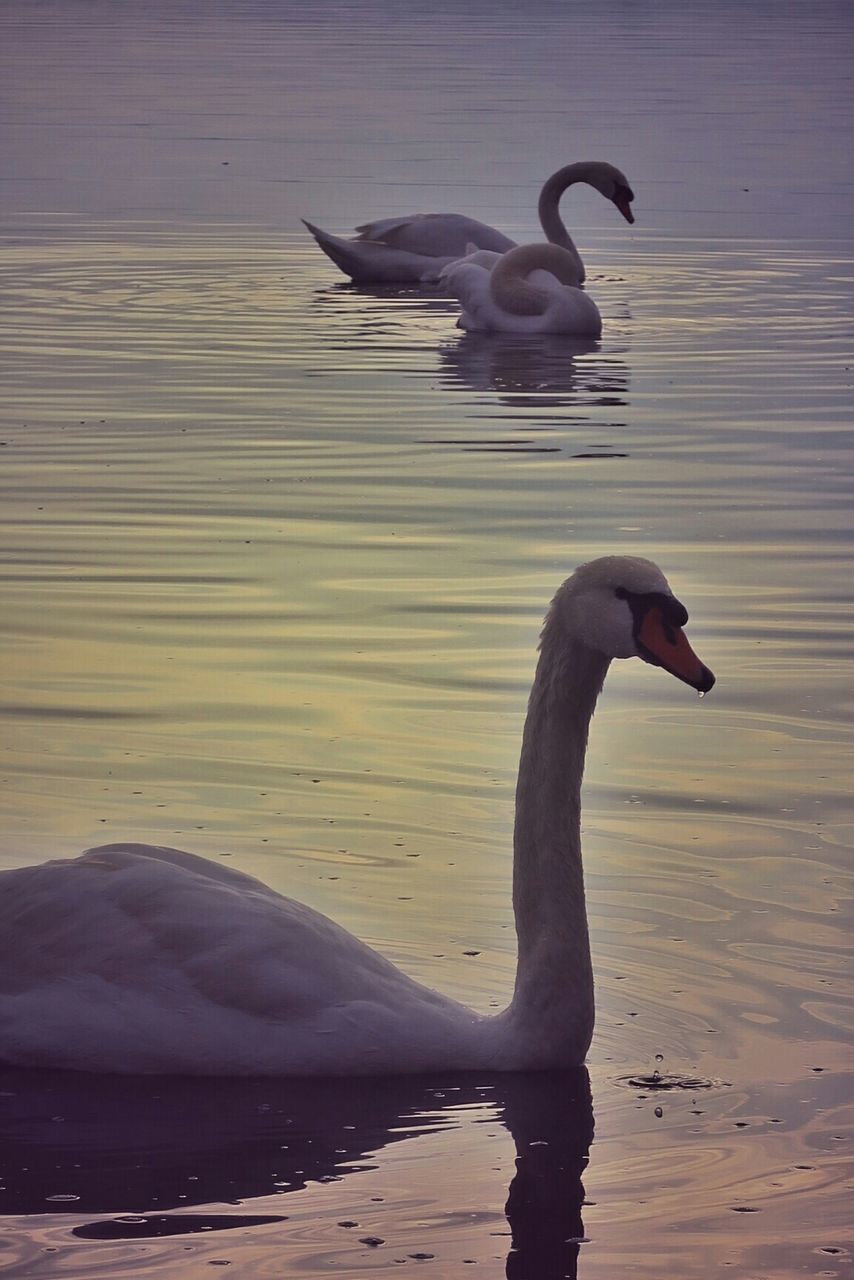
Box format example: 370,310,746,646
0,557,712,1077
303,160,634,283
0,843,486,1076
354,213,515,257
442,243,603,336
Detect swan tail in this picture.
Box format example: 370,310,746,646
301,219,373,280
302,219,448,283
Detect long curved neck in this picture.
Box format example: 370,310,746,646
538,162,603,284
489,243,580,317
508,616,610,1052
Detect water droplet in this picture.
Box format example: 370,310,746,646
698,689,706,699
655,1053,664,1063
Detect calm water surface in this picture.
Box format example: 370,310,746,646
1,2,853,1277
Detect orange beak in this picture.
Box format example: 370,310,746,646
638,607,715,693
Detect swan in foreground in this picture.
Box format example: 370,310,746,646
0,556,713,1077
303,159,634,283
441,242,603,336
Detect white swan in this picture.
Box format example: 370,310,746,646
0,556,713,1077
303,160,635,284
441,242,603,336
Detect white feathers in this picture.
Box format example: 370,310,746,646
302,160,634,284
440,243,602,336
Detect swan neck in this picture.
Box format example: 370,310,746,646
509,624,609,1049
489,248,549,317
538,164,593,283
488,244,580,317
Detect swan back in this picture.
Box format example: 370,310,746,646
0,843,488,1075
354,213,516,258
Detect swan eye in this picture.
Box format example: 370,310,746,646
614,587,689,634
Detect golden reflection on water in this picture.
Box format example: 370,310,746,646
2,226,852,1277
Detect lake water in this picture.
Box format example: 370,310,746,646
1,1,853,1276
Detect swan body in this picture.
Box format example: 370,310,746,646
0,556,713,1077
303,160,634,283
442,242,603,336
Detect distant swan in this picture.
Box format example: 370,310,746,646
442,242,603,336
0,556,713,1077
303,160,634,284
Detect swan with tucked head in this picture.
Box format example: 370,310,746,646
303,160,635,284
0,556,713,1077
442,242,603,335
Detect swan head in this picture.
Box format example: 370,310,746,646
585,162,635,225
552,556,715,692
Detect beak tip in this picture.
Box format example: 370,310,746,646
612,193,635,225
695,665,716,695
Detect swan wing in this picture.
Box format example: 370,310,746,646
439,259,498,331
545,286,602,337
0,844,472,1074
355,213,516,258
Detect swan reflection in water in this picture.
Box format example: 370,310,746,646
312,280,629,413
0,1066,593,1279
439,330,629,410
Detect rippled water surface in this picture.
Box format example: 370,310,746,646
1,1,853,1277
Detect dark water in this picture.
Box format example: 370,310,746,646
1,1,852,1277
